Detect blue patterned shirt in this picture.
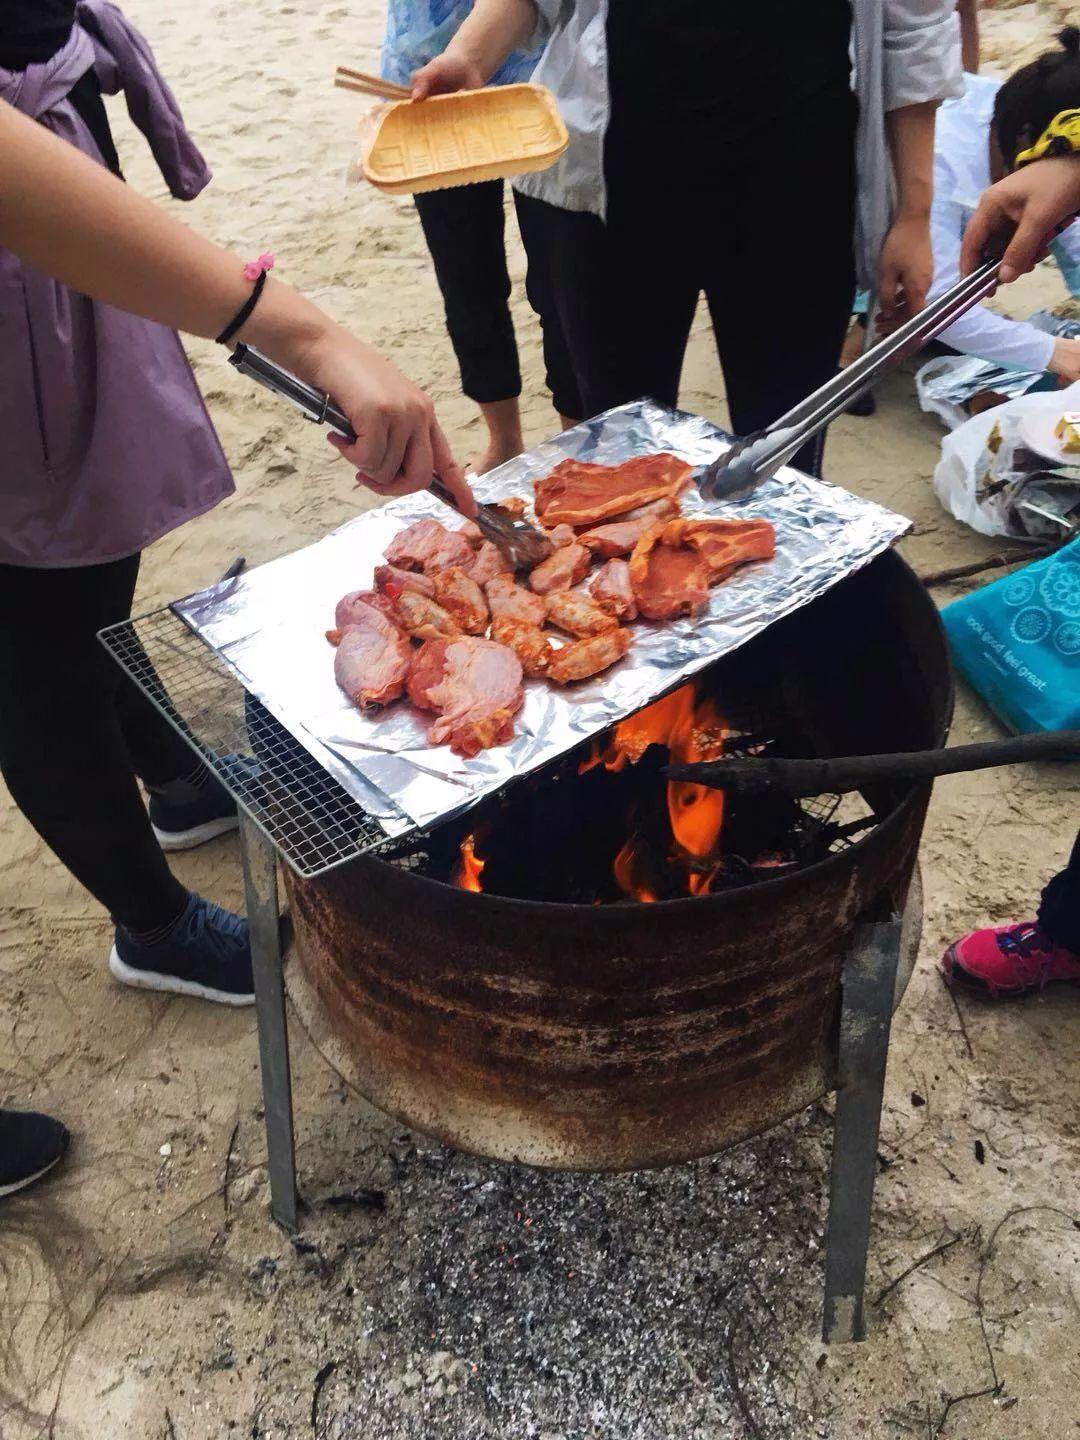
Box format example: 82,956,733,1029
381,2,540,88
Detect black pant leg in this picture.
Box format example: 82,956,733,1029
1037,828,1080,953
0,558,189,932
701,88,857,475
513,189,584,421
413,181,521,405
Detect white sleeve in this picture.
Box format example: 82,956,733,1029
883,0,964,110
929,194,1056,372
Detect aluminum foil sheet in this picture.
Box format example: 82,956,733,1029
174,401,910,836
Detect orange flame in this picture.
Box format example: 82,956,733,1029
582,683,727,901
613,837,658,903
455,833,485,892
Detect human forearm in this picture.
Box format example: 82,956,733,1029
936,306,1055,374
445,0,537,80
886,100,937,222
411,0,538,96
0,99,325,371
0,99,473,509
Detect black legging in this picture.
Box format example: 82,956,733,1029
413,182,582,420
1040,829,1080,953
0,556,191,933
513,81,858,474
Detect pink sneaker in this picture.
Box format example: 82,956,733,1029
940,921,1080,998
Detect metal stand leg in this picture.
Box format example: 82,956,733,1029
821,916,903,1343
239,812,299,1231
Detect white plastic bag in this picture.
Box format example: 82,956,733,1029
916,354,1047,431
932,382,1080,537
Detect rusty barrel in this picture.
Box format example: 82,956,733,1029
284,553,951,1170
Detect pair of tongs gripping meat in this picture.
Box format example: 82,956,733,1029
229,344,552,570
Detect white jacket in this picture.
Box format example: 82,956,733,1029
516,0,963,290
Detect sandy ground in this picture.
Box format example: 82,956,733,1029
3,2,1080,1437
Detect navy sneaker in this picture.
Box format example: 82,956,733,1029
0,1110,70,1198
109,893,255,1006
149,771,238,852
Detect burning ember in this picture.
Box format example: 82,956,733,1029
455,833,485,892
582,683,727,901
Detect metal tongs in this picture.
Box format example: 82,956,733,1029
698,257,1003,500
229,345,554,569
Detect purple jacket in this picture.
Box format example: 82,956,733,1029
0,1,233,568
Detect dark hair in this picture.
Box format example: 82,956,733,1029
993,26,1080,169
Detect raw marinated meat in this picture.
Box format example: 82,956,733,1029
433,567,489,635
628,523,710,621
406,639,449,710
545,523,577,548
528,541,590,595
385,518,448,570
545,589,619,637
665,517,776,581
374,563,436,600
486,573,547,627
459,519,484,545
535,453,693,527
394,590,462,641
590,559,638,622
424,529,475,576
334,624,412,710
490,617,553,678
333,590,400,635
613,496,681,524
469,539,512,586
407,637,524,757
578,515,657,559
548,628,632,685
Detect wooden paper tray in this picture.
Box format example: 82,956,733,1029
360,83,568,195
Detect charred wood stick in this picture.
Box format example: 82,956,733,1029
917,543,1058,589
666,731,1080,798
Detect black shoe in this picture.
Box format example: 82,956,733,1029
0,1110,70,1197
148,770,238,852
110,892,255,1006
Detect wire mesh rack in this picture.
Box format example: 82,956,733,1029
99,605,416,878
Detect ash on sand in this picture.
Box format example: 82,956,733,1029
277,1110,834,1440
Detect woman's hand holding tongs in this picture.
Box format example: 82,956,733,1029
305,325,476,515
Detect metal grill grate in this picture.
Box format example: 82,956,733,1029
99,606,413,878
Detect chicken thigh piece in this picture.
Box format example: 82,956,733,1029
528,541,590,595
545,589,619,637
433,567,490,635
548,628,632,684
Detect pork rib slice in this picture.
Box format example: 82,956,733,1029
433,567,489,634
528,541,590,595
486,573,546,627
548,628,632,685
664,517,776,581
534,453,693,527
334,624,412,710
590,558,638,622
628,522,711,621
490,617,554,678
545,589,619,637
407,637,524,757
385,518,448,570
